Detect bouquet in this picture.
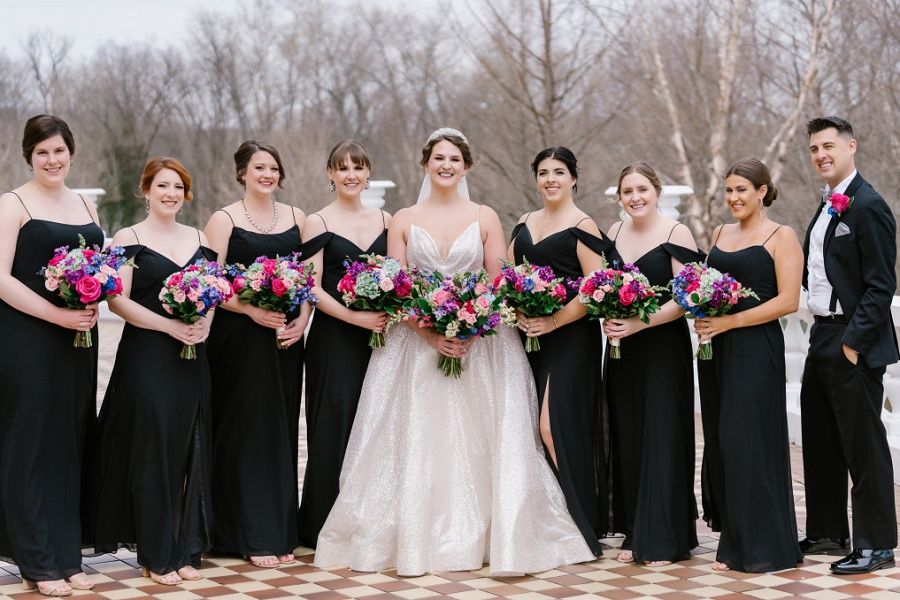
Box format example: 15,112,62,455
229,253,317,349
669,262,758,360
159,259,235,359
337,254,414,348
494,259,568,352
575,259,663,359
408,269,516,377
41,234,131,348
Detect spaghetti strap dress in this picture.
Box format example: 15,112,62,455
0,193,103,581
510,219,607,554
698,226,803,572
297,212,387,548
206,210,303,557
83,230,214,573
604,224,702,562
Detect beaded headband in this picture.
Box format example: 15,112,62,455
427,127,468,144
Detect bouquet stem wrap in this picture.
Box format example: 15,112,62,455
74,330,92,348
697,339,712,361
438,355,463,378
181,343,198,360
608,337,622,359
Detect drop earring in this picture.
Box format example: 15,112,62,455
145,199,150,213
365,180,370,190
328,180,336,192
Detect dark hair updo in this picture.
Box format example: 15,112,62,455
725,158,778,207
22,114,75,166
234,140,286,188
531,147,578,192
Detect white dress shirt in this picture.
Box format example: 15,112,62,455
807,169,857,316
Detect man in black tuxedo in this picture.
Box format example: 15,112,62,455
799,116,898,574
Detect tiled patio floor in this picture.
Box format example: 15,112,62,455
1,320,898,599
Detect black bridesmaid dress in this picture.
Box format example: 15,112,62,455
510,218,606,556
297,213,387,548
698,228,803,572
206,210,303,558
0,194,102,581
604,226,701,562
83,232,214,573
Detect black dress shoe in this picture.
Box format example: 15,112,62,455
830,548,895,574
798,536,850,555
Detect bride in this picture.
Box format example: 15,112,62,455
313,128,597,576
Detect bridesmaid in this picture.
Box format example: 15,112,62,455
694,158,804,572
84,157,213,585
602,162,701,565
508,147,607,555
298,140,390,548
0,115,101,596
204,141,307,568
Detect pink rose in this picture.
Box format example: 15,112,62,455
232,276,246,291
75,275,102,303
262,258,278,274
82,249,95,261
618,285,638,306
474,283,488,295
271,278,288,297
45,277,59,292
830,193,851,215
48,253,65,266
553,284,567,298
111,277,123,296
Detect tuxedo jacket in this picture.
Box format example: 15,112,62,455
802,172,899,369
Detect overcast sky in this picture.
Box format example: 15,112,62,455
0,0,247,58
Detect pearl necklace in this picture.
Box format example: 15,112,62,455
242,198,278,233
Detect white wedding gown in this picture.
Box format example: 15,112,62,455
314,220,596,576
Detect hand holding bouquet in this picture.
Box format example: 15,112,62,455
493,259,568,352
669,262,758,360
408,269,516,377
576,259,663,358
159,259,235,359
337,254,414,348
229,253,317,349
41,234,132,347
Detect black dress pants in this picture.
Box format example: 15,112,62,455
800,320,897,549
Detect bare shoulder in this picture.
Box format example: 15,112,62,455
608,220,624,238
205,208,234,229
515,211,531,225
198,229,211,247
380,209,393,227
390,207,412,230
773,224,800,244
301,212,327,241
477,203,502,226
668,222,698,250
111,227,139,247
574,215,602,237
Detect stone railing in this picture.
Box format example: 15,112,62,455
686,294,900,483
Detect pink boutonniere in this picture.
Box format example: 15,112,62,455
828,193,853,217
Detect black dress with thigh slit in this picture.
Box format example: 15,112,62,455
511,221,607,555
297,217,387,548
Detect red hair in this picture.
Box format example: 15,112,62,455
140,156,194,202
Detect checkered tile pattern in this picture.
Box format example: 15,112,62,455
1,320,897,599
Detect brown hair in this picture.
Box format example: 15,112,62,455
140,157,194,202
420,131,474,168
725,157,778,206
22,114,75,166
616,162,662,198
234,140,286,188
327,139,372,171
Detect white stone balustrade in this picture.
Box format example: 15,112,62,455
684,294,900,483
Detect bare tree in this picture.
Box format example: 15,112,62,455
22,32,72,113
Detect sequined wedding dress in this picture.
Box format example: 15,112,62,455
314,218,596,576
